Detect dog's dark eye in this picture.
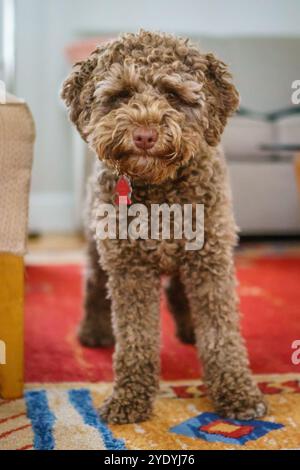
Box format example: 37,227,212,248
112,89,132,102
166,91,183,106
105,89,132,109
167,92,177,100
117,89,132,99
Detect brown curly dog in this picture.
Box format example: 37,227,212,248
62,30,267,424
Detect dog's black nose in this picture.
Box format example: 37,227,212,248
133,127,158,150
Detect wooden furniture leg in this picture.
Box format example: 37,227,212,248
0,254,24,399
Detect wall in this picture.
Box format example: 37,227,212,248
10,0,300,231
0,1,3,73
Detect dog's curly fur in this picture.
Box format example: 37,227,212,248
62,30,267,424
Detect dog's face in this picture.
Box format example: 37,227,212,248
62,31,239,184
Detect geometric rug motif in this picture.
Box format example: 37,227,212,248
1,374,300,450
160,380,300,399
0,388,125,451
170,412,283,445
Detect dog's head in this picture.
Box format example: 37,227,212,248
62,31,239,184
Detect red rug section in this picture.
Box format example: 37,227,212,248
25,256,300,382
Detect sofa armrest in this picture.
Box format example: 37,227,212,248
0,94,35,255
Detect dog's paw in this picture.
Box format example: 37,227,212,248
99,395,152,424
216,391,268,421
78,323,114,348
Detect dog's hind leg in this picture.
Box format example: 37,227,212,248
165,274,195,344
78,238,114,347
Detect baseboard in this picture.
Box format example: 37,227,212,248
240,234,300,242
28,190,300,236
29,192,76,233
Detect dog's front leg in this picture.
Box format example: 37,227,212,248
99,266,160,424
181,250,267,420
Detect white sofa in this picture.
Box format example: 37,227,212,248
223,113,300,234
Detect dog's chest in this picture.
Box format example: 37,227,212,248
137,238,183,274
93,160,210,273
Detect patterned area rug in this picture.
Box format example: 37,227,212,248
1,249,300,450
1,375,300,450
24,256,300,382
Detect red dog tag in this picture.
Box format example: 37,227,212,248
114,176,132,206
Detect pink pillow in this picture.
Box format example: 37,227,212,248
64,36,115,64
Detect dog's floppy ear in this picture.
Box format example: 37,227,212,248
61,50,99,140
203,53,239,147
